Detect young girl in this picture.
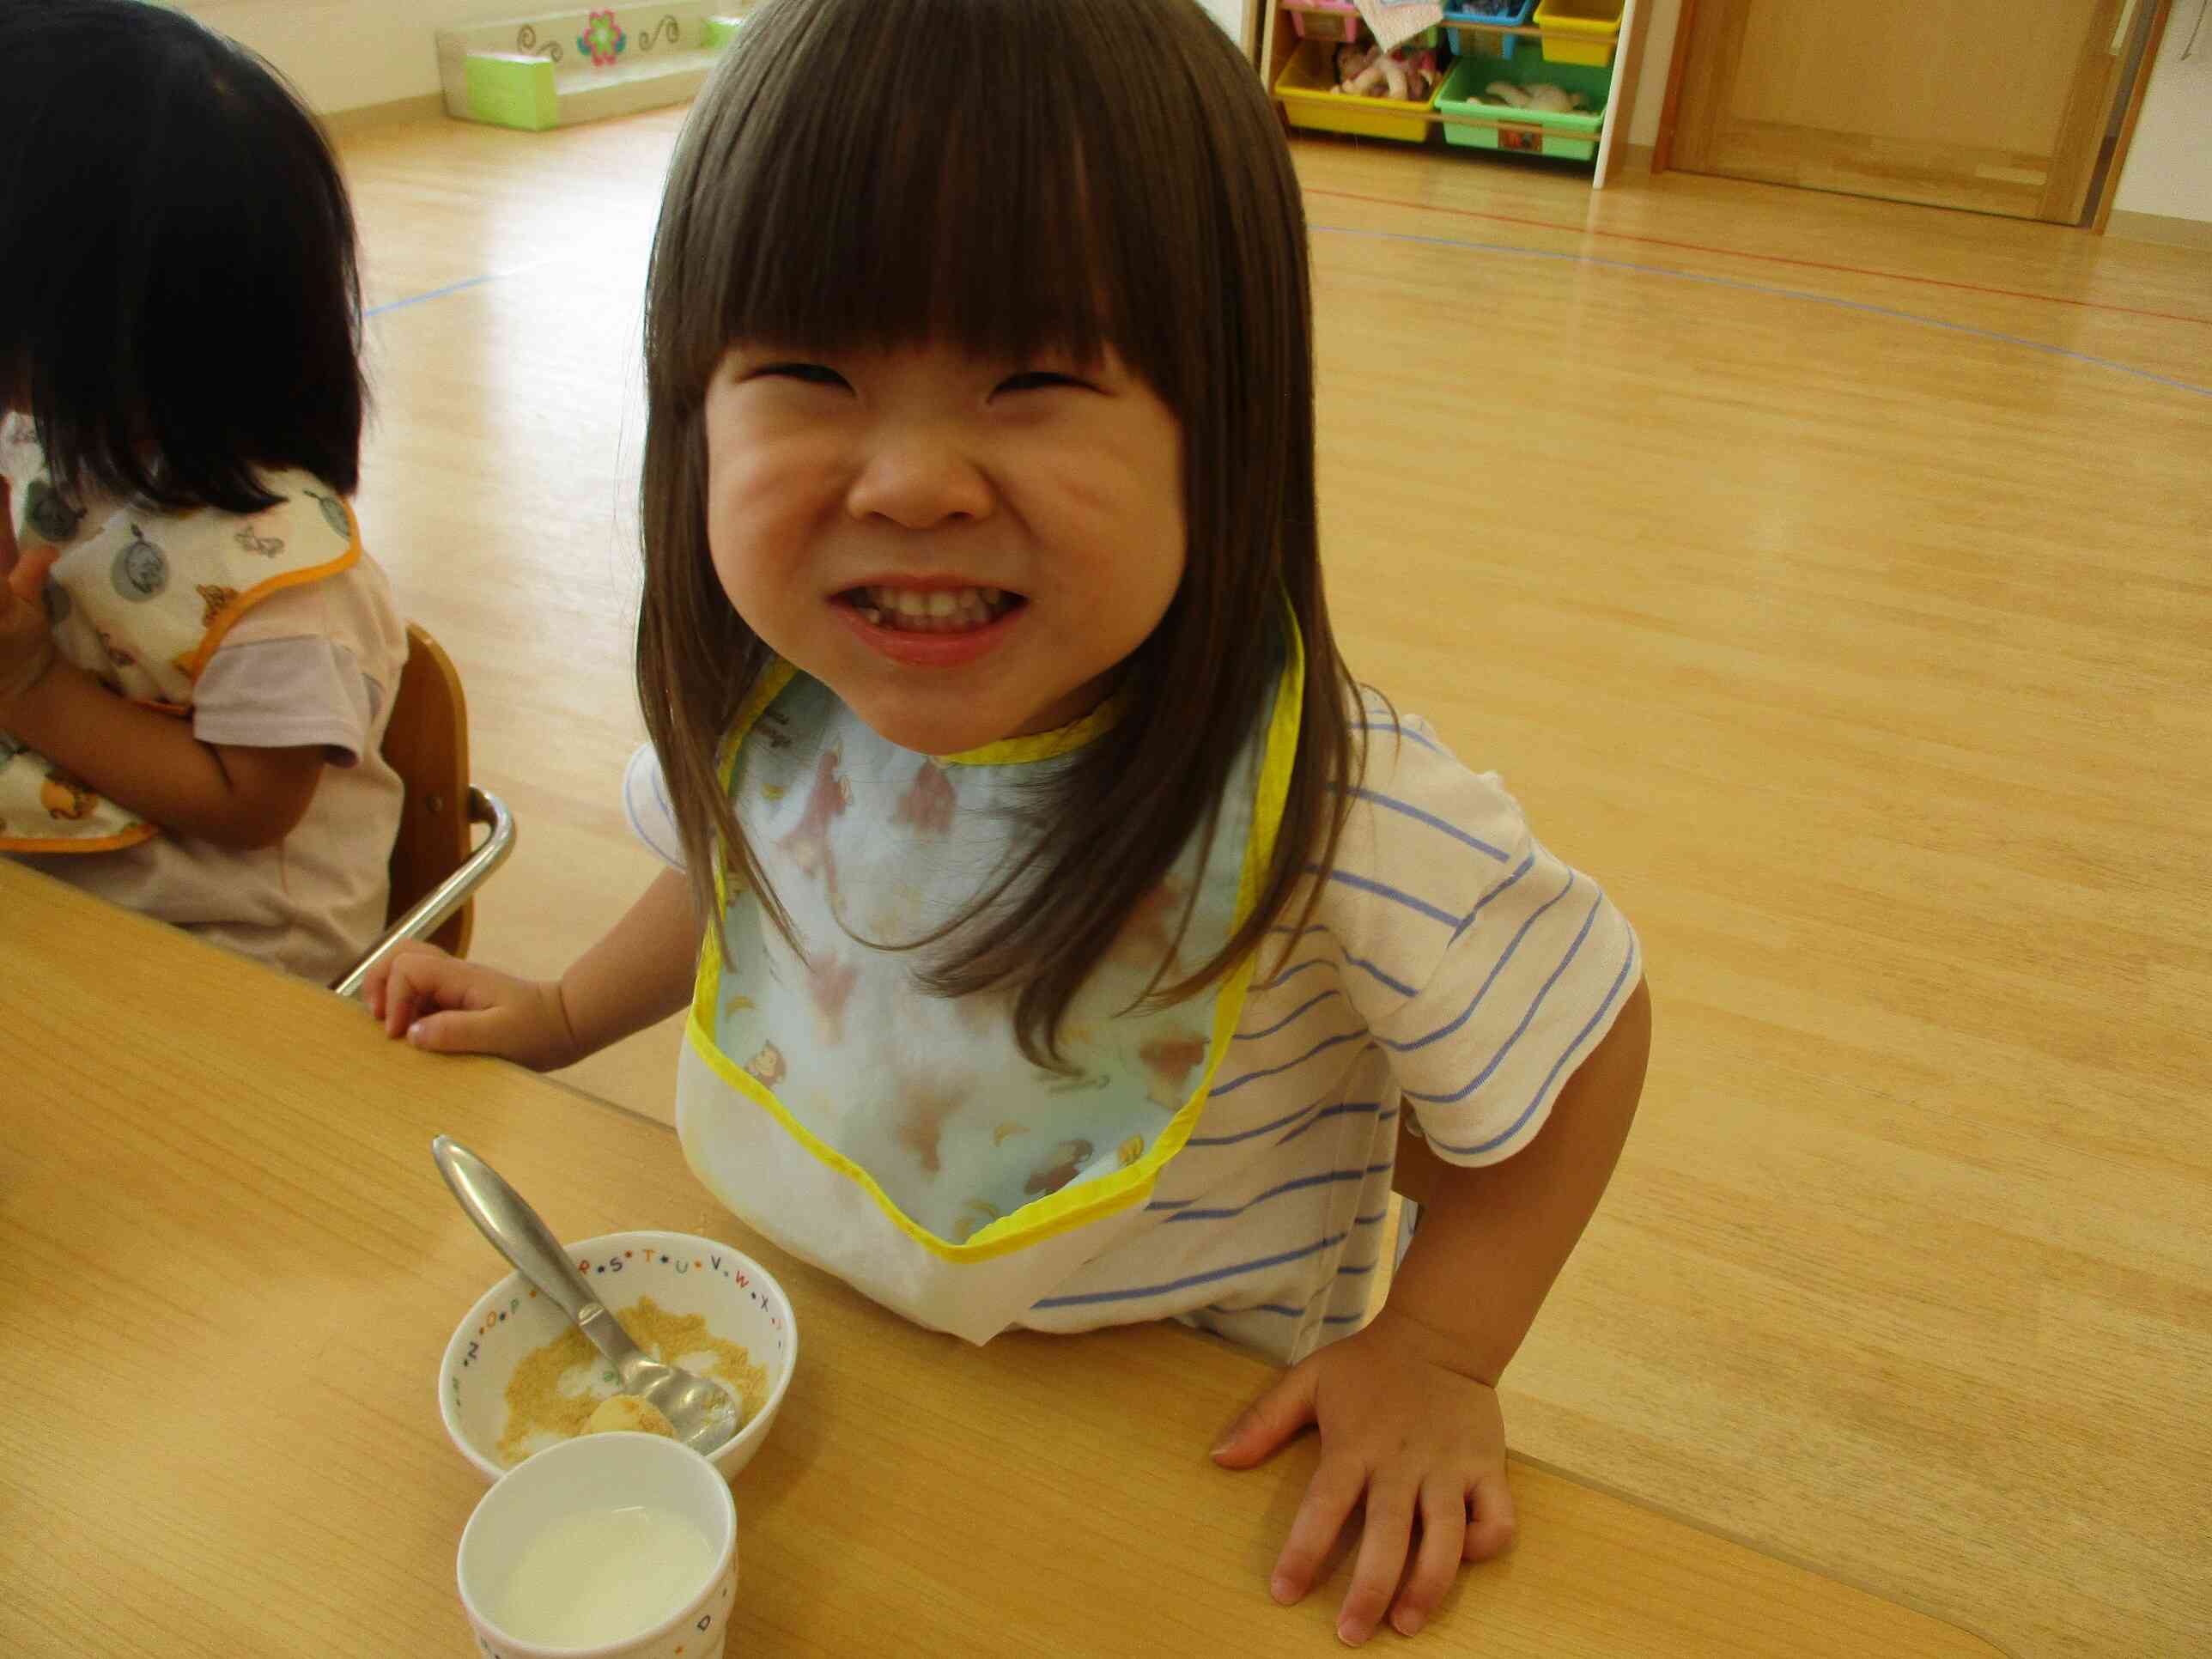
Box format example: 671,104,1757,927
0,0,406,986
368,0,1650,1641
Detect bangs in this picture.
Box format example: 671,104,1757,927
654,0,1223,401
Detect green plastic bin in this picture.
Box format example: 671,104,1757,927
1437,51,1607,161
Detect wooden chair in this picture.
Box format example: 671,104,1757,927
330,623,515,999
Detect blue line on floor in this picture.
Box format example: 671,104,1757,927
365,273,501,319
1310,223,2212,400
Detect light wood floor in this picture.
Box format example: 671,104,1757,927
335,109,2210,1658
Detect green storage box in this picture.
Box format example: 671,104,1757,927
464,52,560,132
1437,50,1607,161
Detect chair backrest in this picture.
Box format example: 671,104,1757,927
380,622,476,958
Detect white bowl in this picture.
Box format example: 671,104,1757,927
440,1230,796,1484
458,1431,738,1658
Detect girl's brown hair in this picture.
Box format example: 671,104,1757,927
0,0,367,515
639,0,1359,1064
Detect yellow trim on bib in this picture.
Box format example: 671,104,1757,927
173,495,364,684
0,823,160,855
724,659,799,767
934,692,1127,767
690,599,1308,1264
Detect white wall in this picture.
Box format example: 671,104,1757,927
2112,3,2212,222
1196,0,1255,52
1626,0,1682,149
182,0,1259,112
176,1,535,112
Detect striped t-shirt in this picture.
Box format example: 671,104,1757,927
623,707,1640,1364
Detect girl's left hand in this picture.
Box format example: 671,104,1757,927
0,507,60,704
1210,1306,1516,1644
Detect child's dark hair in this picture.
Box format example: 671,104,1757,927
640,0,1360,1064
0,0,367,515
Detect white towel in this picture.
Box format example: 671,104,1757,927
1355,0,1444,50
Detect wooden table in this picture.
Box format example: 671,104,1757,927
0,864,2003,1657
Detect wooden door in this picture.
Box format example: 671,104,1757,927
1672,1,2140,222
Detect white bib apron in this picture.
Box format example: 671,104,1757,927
0,418,362,853
678,621,1303,1343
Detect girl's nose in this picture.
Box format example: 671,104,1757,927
845,428,993,530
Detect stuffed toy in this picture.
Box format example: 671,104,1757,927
1480,80,1591,112
1334,41,1443,101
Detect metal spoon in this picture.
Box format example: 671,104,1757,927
432,1135,738,1459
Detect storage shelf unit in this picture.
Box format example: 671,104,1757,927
1260,0,1648,187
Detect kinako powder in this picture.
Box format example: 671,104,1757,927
498,1295,770,1468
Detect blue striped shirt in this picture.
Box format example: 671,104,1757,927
1017,705,1641,1363
628,701,1641,1366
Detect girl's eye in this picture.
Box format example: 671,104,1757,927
755,362,849,388
996,370,1091,395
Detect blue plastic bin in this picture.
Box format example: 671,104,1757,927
1442,0,1537,59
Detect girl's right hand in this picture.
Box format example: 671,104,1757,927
361,942,584,1072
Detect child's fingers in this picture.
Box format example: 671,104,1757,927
1336,1474,1419,1644
1389,1476,1471,1638
356,969,390,1024
354,942,427,995
1267,1454,1364,1607
1464,1468,1517,1562
405,1005,508,1056
374,958,426,1037
360,954,407,1020
370,944,464,1037
8,544,58,604
1209,1359,1319,1468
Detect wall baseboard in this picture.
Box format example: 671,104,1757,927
2106,209,2212,251
321,93,447,136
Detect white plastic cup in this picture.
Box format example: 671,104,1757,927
457,1432,738,1659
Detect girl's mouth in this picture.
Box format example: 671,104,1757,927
836,585,1025,635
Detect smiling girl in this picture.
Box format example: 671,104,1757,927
368,0,1650,1642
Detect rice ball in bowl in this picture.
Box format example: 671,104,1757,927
440,1230,795,1483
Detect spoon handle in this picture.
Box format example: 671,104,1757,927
432,1135,642,1370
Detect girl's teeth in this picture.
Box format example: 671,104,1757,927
854,586,1014,632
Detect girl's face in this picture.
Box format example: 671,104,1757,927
702,341,1186,757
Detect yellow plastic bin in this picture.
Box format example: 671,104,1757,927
1533,0,1623,65
1273,40,1443,144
